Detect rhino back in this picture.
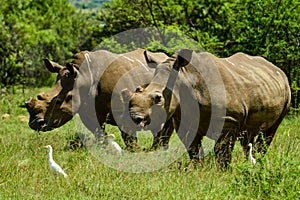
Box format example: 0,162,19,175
180,52,290,132
100,49,156,122
215,52,290,130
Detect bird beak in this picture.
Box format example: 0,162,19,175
42,146,48,149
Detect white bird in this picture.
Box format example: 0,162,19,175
43,145,68,178
106,134,122,155
248,143,256,165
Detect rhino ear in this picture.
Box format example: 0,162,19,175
121,88,133,103
135,86,144,93
144,51,163,68
66,62,79,76
43,58,64,73
173,49,193,71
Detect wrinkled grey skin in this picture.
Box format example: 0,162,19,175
123,49,291,167
25,49,172,150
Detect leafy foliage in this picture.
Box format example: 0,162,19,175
0,0,91,88
93,0,300,110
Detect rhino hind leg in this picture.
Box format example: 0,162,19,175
256,104,289,154
214,128,238,169
255,127,277,155
254,117,284,155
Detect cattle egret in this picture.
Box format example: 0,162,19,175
43,145,68,178
248,143,256,165
106,134,122,155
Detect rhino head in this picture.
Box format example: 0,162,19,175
121,85,165,128
120,50,190,131
25,58,80,131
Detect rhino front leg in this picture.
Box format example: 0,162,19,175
121,130,139,151
214,128,237,169
187,141,204,163
151,119,174,151
185,131,204,162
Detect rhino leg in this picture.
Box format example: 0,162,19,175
151,119,174,151
121,130,139,151
189,141,205,163
214,128,238,169
256,106,288,154
95,128,107,147
255,127,277,155
186,134,205,162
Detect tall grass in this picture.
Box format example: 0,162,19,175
0,88,299,199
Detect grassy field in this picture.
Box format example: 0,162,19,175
0,87,299,199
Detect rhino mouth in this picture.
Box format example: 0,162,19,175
29,117,54,132
129,111,151,128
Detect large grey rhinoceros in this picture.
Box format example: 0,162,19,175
121,48,291,167
25,49,173,150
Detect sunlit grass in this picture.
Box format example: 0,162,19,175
0,88,299,199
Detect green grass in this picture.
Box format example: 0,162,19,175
0,88,299,199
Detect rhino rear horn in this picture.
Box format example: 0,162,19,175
173,48,193,71
43,58,64,73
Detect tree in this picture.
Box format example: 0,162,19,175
226,0,300,110
91,0,300,110
0,0,91,88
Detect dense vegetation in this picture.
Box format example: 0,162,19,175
0,0,299,110
0,0,91,87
